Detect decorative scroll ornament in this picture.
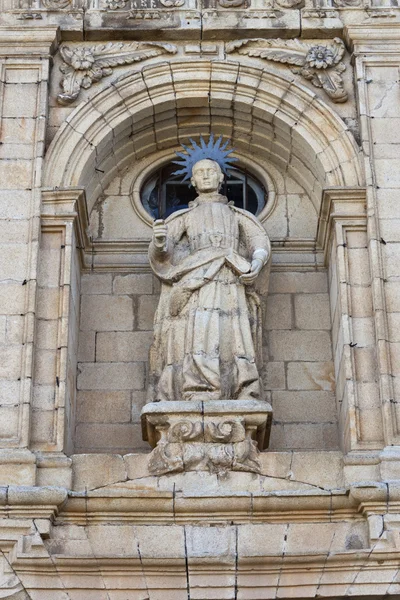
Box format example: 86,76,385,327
57,42,178,105
274,0,303,8
41,0,71,7
141,400,272,477
147,417,262,476
226,37,348,103
104,0,128,8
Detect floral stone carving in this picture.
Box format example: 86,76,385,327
226,37,348,103
142,400,273,476
57,42,178,105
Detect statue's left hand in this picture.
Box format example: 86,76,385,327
239,258,264,285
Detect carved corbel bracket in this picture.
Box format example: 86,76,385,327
141,399,273,477
57,41,178,105
226,37,348,103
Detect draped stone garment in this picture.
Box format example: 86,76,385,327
148,194,271,402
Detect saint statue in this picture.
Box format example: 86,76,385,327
147,139,271,405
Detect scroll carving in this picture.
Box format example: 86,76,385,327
57,42,178,105
41,0,71,7
147,417,262,476
226,37,348,103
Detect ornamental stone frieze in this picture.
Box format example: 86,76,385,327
57,41,178,105
226,37,348,102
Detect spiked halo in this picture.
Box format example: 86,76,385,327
172,134,238,182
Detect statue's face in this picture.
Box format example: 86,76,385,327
191,159,224,193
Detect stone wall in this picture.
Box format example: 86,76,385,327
75,269,337,454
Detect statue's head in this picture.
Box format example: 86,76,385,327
191,159,224,194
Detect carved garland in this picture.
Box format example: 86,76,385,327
225,37,348,103
57,42,178,105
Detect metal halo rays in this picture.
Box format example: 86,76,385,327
172,134,238,182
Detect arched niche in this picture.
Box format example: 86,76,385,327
38,60,367,457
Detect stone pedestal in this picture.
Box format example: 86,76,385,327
141,400,273,476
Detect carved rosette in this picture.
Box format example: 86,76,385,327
57,42,178,105
141,400,272,477
226,37,348,103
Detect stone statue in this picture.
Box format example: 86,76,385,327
148,158,271,403
141,140,273,476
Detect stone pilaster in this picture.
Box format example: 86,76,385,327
0,27,59,482
346,26,400,464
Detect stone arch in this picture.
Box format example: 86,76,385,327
43,60,364,216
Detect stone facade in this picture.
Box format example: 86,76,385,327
0,2,400,597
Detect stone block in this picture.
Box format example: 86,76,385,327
124,453,150,479
0,345,21,379
30,409,55,444
137,295,159,330
0,380,20,405
0,190,31,218
269,272,328,294
294,293,331,330
350,286,373,318
5,315,24,345
352,317,375,348
0,449,36,485
0,243,28,281
81,273,112,295
113,274,153,295
2,83,39,118
34,349,57,385
354,347,378,382
269,331,332,362
77,331,96,362
263,362,286,390
131,391,148,423
0,405,19,438
0,219,30,244
280,423,326,450
238,524,286,556
286,523,336,553
287,362,334,391
77,362,145,391
287,194,318,238
96,331,152,362
258,451,292,478
0,316,5,344
77,390,131,423
0,117,37,145
290,451,343,489
134,525,185,558
0,159,33,189
87,524,138,557
265,294,292,330
36,288,60,320
72,454,127,491
75,423,144,452
80,295,134,331
0,282,26,314
272,391,337,423
348,248,371,286
185,525,236,559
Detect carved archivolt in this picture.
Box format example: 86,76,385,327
226,37,348,103
57,42,178,105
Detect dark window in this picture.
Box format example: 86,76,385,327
141,163,267,220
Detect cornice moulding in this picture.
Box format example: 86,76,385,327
0,25,60,55
345,23,400,51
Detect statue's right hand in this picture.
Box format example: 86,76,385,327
153,219,168,250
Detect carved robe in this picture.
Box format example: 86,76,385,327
148,194,271,402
